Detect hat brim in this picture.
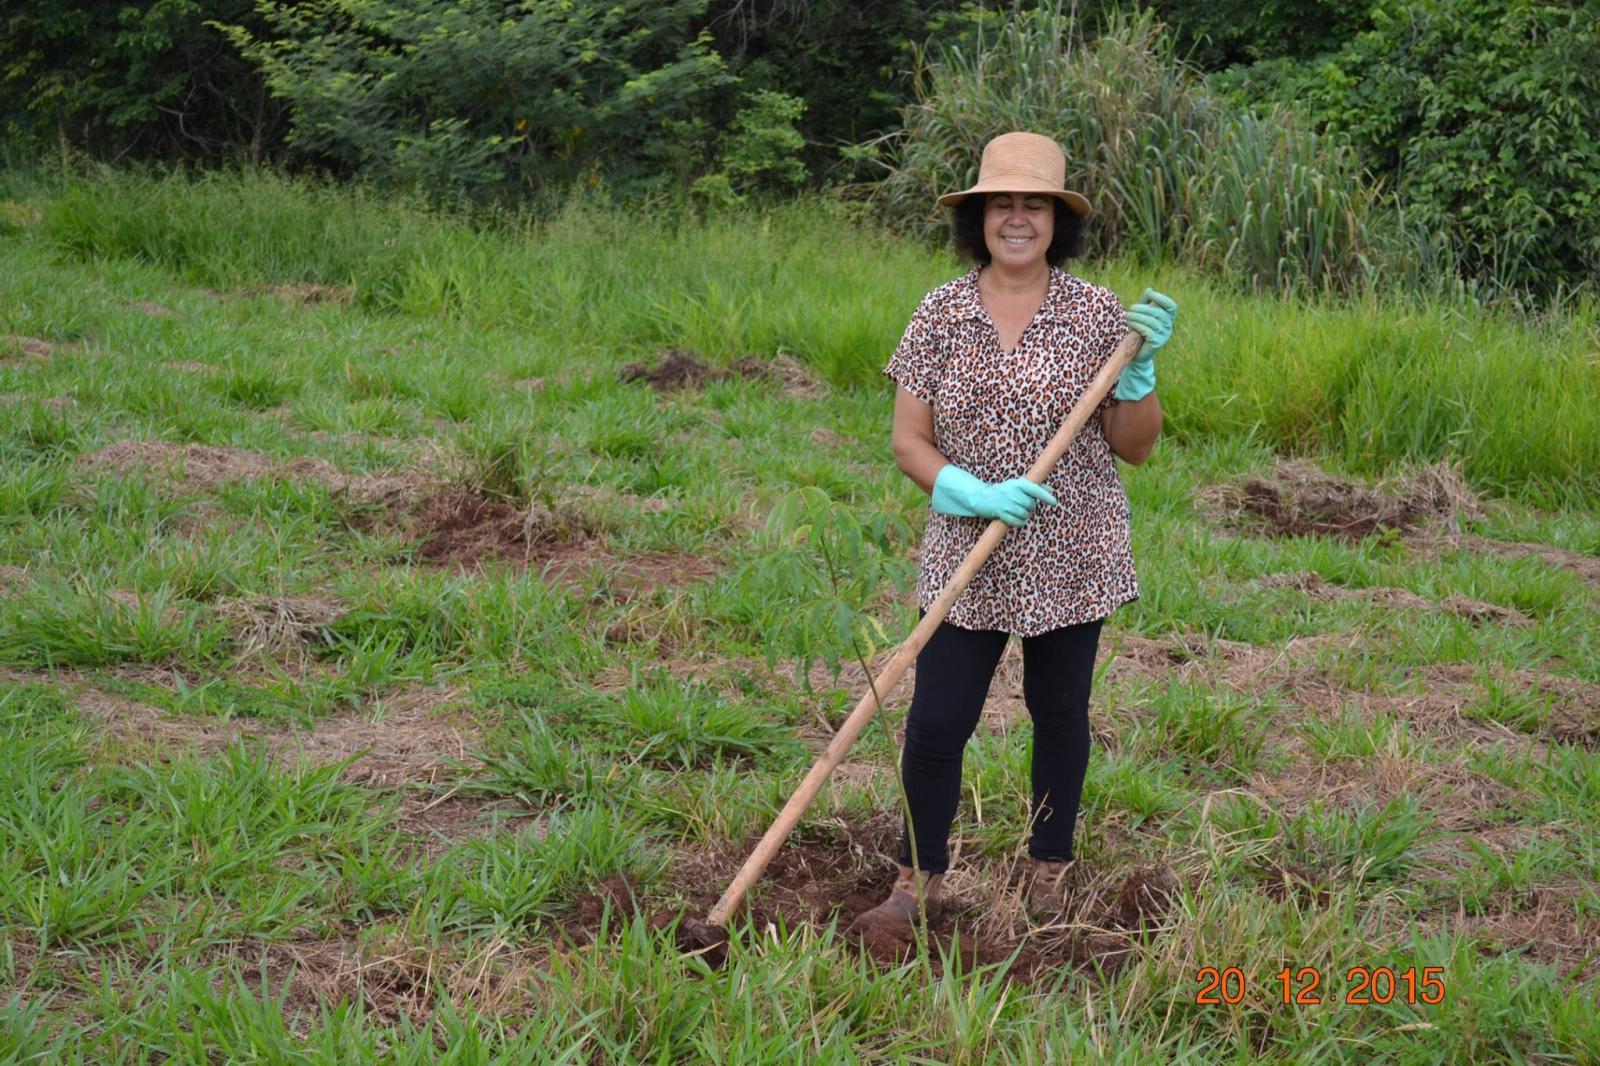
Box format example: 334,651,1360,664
937,183,1091,216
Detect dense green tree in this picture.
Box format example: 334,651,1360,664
703,0,971,173
1148,0,1373,69
219,0,737,198
1241,0,1600,298
1,0,283,161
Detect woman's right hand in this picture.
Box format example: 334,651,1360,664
931,465,1058,526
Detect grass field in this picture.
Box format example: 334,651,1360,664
2,169,1599,1062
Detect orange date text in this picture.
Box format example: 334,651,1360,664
1194,966,1446,1006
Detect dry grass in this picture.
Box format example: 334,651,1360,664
1199,459,1484,539
214,594,346,659
75,439,424,504
2,334,58,360
1257,572,1529,625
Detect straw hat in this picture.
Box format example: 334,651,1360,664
936,131,1090,216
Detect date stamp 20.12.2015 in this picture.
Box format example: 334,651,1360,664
1195,966,1447,1007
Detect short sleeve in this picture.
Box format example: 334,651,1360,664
882,293,947,406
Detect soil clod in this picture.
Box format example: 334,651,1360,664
1113,865,1178,933
675,918,731,968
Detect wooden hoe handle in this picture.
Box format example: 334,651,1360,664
704,330,1146,930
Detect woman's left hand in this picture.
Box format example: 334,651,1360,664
1116,289,1177,402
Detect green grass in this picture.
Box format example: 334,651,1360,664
0,166,1597,1061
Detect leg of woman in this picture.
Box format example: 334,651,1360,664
1020,618,1104,863
897,615,1010,873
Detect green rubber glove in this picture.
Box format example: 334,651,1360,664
931,464,1058,527
1115,288,1177,402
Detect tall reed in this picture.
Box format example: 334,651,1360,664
870,4,1390,296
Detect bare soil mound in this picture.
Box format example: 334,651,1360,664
656,817,1179,981
0,565,31,595
408,486,718,593
621,348,825,398
409,488,602,567
1202,460,1482,540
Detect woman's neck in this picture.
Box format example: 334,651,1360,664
980,260,1050,297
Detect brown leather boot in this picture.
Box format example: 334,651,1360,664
1025,859,1074,920
847,866,944,935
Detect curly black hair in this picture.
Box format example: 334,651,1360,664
951,194,1086,266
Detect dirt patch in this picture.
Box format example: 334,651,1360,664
1279,665,1551,755
568,874,644,937
0,565,31,595
251,281,354,306
394,794,530,857
2,335,56,360
621,348,826,399
1439,886,1600,981
1201,460,1482,540
408,485,716,593
1099,630,1352,695
1277,659,1600,753
77,441,274,487
226,929,541,1029
271,684,477,788
410,489,583,566
75,440,418,504
1243,754,1517,833
0,393,73,410
544,542,720,596
654,816,1181,980
1259,572,1529,625
73,676,478,789
1423,532,1600,586
1424,663,1600,748
125,300,178,318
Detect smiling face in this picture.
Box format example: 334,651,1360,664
982,192,1055,271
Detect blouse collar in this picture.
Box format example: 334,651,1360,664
952,265,1077,324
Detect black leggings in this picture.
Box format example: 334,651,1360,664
898,613,1104,873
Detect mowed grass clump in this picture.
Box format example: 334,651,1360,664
1,166,1598,1060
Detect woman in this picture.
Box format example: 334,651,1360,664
851,131,1175,934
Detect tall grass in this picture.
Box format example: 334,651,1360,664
29,165,1597,506
869,5,1443,299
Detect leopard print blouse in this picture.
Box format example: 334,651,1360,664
883,265,1139,636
